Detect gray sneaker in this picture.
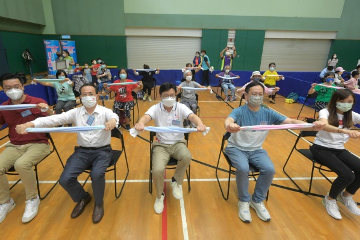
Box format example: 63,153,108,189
238,200,252,223
250,199,271,222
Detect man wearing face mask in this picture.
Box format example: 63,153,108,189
16,83,119,224
215,65,240,102
220,46,237,71
0,73,52,224
134,83,207,214
96,62,112,100
178,70,207,127
224,81,324,223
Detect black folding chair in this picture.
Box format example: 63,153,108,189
1,128,64,200
176,92,200,116
215,132,269,201
283,130,333,195
297,92,318,120
82,127,129,199
149,131,191,194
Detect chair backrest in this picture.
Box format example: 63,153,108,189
220,132,233,166
307,92,318,99
111,127,125,152
149,131,189,146
176,92,182,102
131,90,137,100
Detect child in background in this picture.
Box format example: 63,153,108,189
91,59,100,85
193,51,203,67
343,71,359,90
308,72,337,111
82,63,92,83
334,67,345,87
74,63,82,73
262,62,284,104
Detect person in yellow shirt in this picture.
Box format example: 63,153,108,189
262,63,284,104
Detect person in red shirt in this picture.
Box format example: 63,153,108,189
91,59,101,86
104,68,142,130
0,73,52,224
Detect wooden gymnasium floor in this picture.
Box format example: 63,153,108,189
1,87,360,240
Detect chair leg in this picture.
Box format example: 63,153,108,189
114,161,129,199
35,165,60,200
9,179,21,190
283,151,305,194
186,165,191,192
318,167,333,184
307,163,316,195
215,163,231,200
82,174,91,187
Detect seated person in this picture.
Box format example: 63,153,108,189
16,83,119,224
224,81,324,223
181,63,201,82
262,62,284,104
0,73,52,224
104,68,143,131
310,89,360,220
334,67,345,86
97,62,112,100
215,65,240,102
133,64,159,102
134,83,207,214
178,70,207,126
343,71,359,90
308,72,337,111
33,70,76,114
237,71,280,101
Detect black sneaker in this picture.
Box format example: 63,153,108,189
125,124,131,131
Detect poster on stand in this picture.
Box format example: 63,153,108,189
43,40,61,75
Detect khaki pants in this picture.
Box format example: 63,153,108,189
0,143,50,204
152,140,191,199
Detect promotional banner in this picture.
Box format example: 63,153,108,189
60,40,78,66
43,40,61,75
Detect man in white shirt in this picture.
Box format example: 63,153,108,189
135,82,207,214
16,83,119,224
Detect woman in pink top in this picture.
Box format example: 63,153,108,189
343,71,359,90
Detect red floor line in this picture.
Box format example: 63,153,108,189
162,172,167,240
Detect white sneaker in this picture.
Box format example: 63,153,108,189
148,96,152,102
154,193,165,214
22,195,40,223
322,195,342,220
238,200,252,223
170,180,183,200
337,192,360,216
0,198,16,224
250,199,271,222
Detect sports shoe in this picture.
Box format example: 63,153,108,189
322,195,342,220
100,95,104,100
170,179,183,200
22,195,40,223
250,199,271,222
229,96,233,102
143,94,148,101
125,124,131,131
0,198,15,224
154,193,165,214
105,95,109,100
238,200,252,223
148,96,152,102
337,192,360,216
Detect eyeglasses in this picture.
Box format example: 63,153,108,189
3,85,22,91
162,94,176,98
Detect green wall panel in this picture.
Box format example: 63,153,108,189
0,0,45,25
336,0,360,39
0,30,47,74
328,40,360,71
51,0,125,35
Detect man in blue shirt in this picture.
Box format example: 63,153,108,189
201,50,211,87
320,66,335,79
224,81,324,223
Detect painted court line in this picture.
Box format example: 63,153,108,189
8,177,337,185
0,140,10,149
162,172,167,240
180,198,189,240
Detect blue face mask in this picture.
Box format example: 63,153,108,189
58,76,65,80
326,78,334,83
98,60,102,63
270,67,275,71
120,74,127,80
101,65,106,69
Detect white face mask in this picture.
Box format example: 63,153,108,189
162,97,176,108
225,69,230,73
81,96,97,108
186,76,192,81
6,88,23,100
225,52,230,56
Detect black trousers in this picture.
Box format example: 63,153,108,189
202,70,209,86
142,80,153,95
310,144,360,199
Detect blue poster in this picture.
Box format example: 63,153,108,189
43,40,61,75
60,40,78,67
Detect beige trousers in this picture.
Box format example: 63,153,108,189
152,140,191,199
0,142,50,204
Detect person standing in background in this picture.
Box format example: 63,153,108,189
62,50,75,72
201,50,211,87
220,46,237,71
328,54,339,68
83,63,92,83
91,59,100,86
193,52,202,67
